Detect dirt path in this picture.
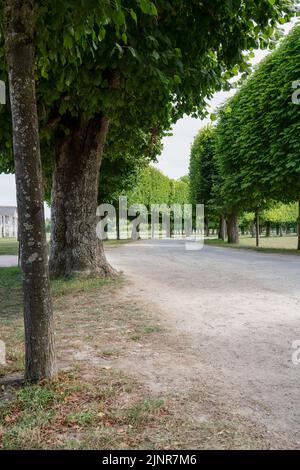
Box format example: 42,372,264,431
106,239,300,448
0,255,18,267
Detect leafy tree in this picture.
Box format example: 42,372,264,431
265,203,298,225
99,126,163,205
215,23,300,247
0,1,295,276
169,176,190,206
126,165,190,237
189,126,224,237
127,166,189,207
264,202,299,236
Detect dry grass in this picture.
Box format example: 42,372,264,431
0,267,271,450
205,235,299,254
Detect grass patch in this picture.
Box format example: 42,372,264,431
0,267,22,317
0,370,170,450
205,235,300,255
0,238,19,256
104,239,133,248
51,275,117,297
121,398,165,426
0,238,130,257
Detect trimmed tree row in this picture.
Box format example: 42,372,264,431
190,24,300,249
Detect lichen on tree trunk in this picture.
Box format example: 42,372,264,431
4,0,56,381
49,115,116,278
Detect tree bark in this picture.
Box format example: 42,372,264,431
255,211,260,248
218,214,227,241
49,115,116,278
5,0,56,381
265,221,271,238
227,213,239,244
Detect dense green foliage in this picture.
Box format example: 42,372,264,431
215,24,300,215
240,203,299,232
189,126,218,215
264,202,299,225
127,166,189,207
189,23,300,245
0,0,295,175
98,126,163,205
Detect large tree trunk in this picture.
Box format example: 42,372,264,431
5,0,56,381
218,214,227,241
227,213,239,244
49,115,116,278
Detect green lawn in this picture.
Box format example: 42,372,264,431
205,235,300,254
0,238,131,257
0,238,19,256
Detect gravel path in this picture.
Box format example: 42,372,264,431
2,241,299,446
107,239,300,448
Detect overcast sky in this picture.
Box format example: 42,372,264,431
0,20,296,217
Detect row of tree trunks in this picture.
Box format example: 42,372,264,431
5,0,56,381
49,116,116,279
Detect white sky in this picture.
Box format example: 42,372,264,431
0,20,296,217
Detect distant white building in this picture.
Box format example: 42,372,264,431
0,206,18,238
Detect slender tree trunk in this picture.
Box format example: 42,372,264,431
298,201,300,251
227,213,239,244
49,115,116,278
218,214,227,241
116,207,120,241
279,225,283,237
204,216,209,237
266,221,271,238
5,0,56,381
255,211,260,248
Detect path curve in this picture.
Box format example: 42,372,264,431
106,239,300,448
